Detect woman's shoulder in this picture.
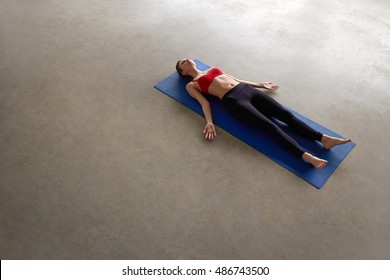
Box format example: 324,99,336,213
203,67,216,73
211,67,223,73
186,80,203,92
186,81,198,89
199,67,220,75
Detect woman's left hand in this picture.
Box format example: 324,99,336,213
260,82,279,91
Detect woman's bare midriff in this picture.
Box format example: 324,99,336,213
205,75,240,100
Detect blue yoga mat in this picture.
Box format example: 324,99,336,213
154,59,355,188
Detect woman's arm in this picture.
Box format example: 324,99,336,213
186,83,217,140
224,73,279,91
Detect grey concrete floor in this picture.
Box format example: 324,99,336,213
1,0,389,259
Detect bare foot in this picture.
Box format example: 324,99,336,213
302,152,328,169
321,135,352,150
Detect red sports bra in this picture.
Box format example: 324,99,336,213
193,67,223,93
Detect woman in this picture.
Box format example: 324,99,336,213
175,59,351,169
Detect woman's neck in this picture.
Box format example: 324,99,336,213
188,68,203,79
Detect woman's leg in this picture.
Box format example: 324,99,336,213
248,87,351,150
223,86,328,168
224,95,306,157
249,87,323,141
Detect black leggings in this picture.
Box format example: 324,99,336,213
222,83,323,157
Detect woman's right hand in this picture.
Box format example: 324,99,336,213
203,123,216,140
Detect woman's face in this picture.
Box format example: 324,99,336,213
177,58,195,75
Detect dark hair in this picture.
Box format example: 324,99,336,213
175,60,193,81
